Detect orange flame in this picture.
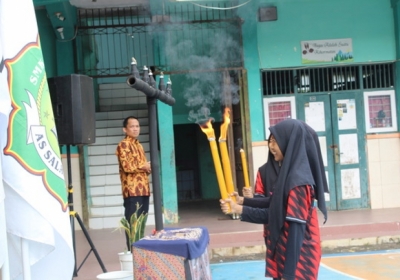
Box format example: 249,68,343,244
199,118,216,139
219,108,230,141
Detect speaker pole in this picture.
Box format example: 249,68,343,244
66,145,107,277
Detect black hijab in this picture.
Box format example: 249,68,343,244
267,119,328,253
258,137,280,197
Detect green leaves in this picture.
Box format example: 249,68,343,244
118,202,148,247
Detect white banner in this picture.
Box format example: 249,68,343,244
0,0,74,279
301,38,353,64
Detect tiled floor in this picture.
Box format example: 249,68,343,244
74,200,400,280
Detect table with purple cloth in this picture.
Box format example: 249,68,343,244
132,226,211,280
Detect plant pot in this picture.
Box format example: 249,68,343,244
118,251,133,271
96,270,133,280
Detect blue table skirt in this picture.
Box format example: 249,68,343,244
132,226,209,260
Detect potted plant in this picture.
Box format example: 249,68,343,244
116,203,148,271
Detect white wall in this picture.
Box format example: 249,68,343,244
367,134,400,209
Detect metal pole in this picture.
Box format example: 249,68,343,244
67,145,106,276
147,97,164,231
66,145,78,277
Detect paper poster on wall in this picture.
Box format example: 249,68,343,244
301,38,353,64
324,171,330,202
337,99,356,130
318,136,328,167
339,133,359,165
305,102,325,132
341,168,361,200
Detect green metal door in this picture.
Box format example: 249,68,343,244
330,92,369,209
296,94,337,210
297,92,369,210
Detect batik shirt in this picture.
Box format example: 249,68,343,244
266,185,321,280
116,136,150,198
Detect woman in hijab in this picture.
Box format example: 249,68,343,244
241,136,279,246
220,119,328,280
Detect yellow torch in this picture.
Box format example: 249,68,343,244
199,119,229,203
240,148,250,189
219,108,236,203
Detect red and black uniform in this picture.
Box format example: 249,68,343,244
240,119,328,280
242,185,321,280
266,185,320,280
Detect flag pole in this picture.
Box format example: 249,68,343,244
21,239,31,280
0,200,10,280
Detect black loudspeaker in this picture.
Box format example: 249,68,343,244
258,6,277,22
47,74,96,145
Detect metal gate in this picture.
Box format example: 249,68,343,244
75,3,243,78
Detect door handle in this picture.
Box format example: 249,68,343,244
334,147,340,163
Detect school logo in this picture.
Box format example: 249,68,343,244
3,38,68,211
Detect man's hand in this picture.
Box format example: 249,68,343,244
142,161,151,173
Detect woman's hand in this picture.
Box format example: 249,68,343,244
230,192,244,205
242,187,254,198
220,197,243,215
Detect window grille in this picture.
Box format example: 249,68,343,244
362,63,394,89
76,3,242,78
262,63,394,96
262,70,294,96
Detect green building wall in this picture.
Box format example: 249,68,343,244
31,0,400,218
244,0,396,141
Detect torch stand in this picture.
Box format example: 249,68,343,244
147,97,164,231
66,145,106,277
126,65,175,232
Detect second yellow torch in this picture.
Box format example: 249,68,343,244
219,108,236,202
199,119,229,201
240,148,250,188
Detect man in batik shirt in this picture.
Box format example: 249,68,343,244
116,116,151,250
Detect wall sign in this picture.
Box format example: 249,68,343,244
301,38,353,64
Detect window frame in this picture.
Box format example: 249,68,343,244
263,96,297,139
363,90,397,133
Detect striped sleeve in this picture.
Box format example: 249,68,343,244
286,185,312,224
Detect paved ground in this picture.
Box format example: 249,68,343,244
73,206,400,279
210,242,400,264
211,249,400,280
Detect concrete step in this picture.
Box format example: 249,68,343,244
96,116,149,127
92,194,124,207
89,174,120,187
88,145,150,158
96,110,148,121
91,134,150,148
95,126,149,138
89,165,119,176
90,185,122,196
